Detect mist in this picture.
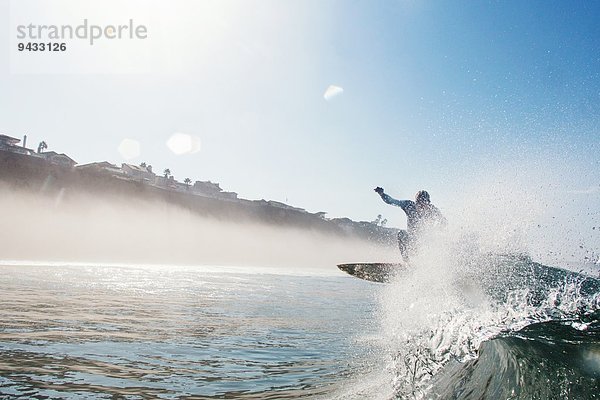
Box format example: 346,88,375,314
444,155,600,268
0,184,399,270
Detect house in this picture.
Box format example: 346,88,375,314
191,180,239,199
121,163,156,183
154,175,177,189
76,161,125,176
37,151,77,167
267,200,306,213
192,180,223,196
219,191,238,200
0,134,35,155
330,217,355,228
0,134,20,148
171,180,192,192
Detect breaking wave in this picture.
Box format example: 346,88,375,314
343,242,599,400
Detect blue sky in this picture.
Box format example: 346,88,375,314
1,0,599,241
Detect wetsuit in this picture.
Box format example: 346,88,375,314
378,193,446,259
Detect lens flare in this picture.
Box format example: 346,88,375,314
166,133,201,155
117,138,141,160
323,85,344,101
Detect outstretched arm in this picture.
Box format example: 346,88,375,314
374,187,412,209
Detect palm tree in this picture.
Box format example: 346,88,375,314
372,214,383,226
37,141,47,153
163,168,171,178
140,162,147,168
184,178,192,188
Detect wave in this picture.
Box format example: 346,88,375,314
373,251,599,400
429,310,600,399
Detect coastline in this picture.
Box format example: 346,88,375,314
0,150,400,267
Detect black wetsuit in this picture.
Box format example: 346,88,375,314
378,193,445,258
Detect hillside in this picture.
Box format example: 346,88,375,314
0,150,398,246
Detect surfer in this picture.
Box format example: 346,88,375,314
374,187,446,260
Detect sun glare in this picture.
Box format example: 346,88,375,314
166,132,201,155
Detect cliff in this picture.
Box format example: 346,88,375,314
0,150,398,246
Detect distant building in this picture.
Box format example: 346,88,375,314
77,161,124,176
192,180,222,196
0,134,20,148
121,163,156,183
219,191,238,200
0,134,35,155
172,181,192,192
191,180,239,199
267,200,306,213
329,218,354,234
37,151,77,167
154,175,177,189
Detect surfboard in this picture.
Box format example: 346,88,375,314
337,262,408,283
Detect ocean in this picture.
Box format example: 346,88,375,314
0,258,598,399
0,263,380,399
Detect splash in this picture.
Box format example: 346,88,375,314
369,230,599,399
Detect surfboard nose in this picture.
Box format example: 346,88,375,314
337,262,407,283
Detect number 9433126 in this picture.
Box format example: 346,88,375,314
18,42,66,51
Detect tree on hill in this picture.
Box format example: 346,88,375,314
371,214,388,227
140,162,147,168
184,178,192,188
163,168,171,178
37,141,47,153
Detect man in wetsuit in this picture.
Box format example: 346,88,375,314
374,187,446,260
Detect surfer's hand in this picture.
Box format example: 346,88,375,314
374,187,384,194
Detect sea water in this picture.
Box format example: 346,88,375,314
1,260,598,399
0,263,380,399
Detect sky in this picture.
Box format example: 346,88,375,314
1,1,599,247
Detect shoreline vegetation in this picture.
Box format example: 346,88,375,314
0,149,399,258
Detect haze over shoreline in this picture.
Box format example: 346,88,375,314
0,150,399,267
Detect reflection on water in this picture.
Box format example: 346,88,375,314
0,264,378,399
